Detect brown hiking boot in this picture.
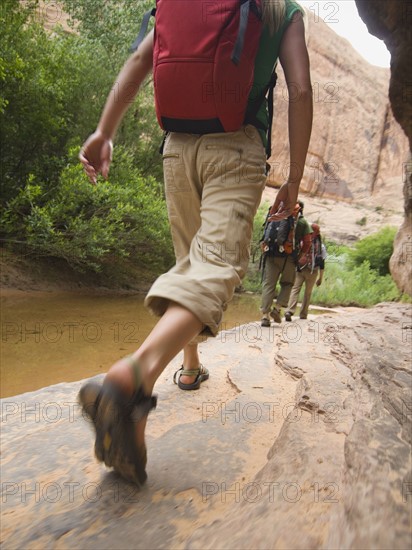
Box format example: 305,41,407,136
270,308,281,323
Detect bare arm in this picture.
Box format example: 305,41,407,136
270,13,313,217
79,30,154,184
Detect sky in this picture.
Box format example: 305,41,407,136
298,0,391,68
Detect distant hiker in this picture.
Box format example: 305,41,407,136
78,0,313,485
260,200,312,325
285,222,326,321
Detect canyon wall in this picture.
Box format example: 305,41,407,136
267,7,408,214
355,0,411,295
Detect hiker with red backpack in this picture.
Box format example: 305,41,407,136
78,0,313,485
284,222,327,321
260,200,312,326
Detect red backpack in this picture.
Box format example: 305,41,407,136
132,0,264,134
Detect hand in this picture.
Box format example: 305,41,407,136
79,130,113,185
298,256,307,268
316,279,322,287
269,181,299,221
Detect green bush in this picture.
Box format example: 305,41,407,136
1,147,174,274
61,0,164,182
1,0,169,279
1,1,113,203
250,202,269,260
356,216,367,226
348,226,397,276
1,0,164,207
311,257,400,306
305,233,401,306
242,202,269,291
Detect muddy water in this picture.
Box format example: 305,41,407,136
1,291,262,398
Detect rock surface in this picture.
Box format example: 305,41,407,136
1,303,411,549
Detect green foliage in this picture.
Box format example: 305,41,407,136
1,0,168,280
61,0,164,181
321,240,350,264
311,257,400,307
2,147,174,274
1,0,163,205
1,0,113,203
242,202,270,292
242,266,263,293
61,0,154,60
309,232,401,305
251,202,269,260
348,226,397,276
356,216,367,226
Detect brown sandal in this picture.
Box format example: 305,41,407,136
78,358,157,485
173,364,209,390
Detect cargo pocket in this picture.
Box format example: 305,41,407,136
223,202,254,274
163,151,192,194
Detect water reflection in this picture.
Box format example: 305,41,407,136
1,292,262,398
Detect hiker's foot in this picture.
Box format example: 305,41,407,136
105,356,154,474
285,311,292,322
270,308,282,323
179,365,200,385
174,364,209,390
79,356,156,485
261,315,271,327
104,355,152,395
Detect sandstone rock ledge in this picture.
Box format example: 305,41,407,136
1,303,411,549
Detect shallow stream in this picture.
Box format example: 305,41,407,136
1,291,264,398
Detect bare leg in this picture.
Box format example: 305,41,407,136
105,302,203,395
102,302,203,452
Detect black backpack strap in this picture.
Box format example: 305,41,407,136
260,252,267,283
232,0,262,65
158,132,169,155
130,7,156,52
232,0,251,65
259,251,263,271
265,70,277,158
